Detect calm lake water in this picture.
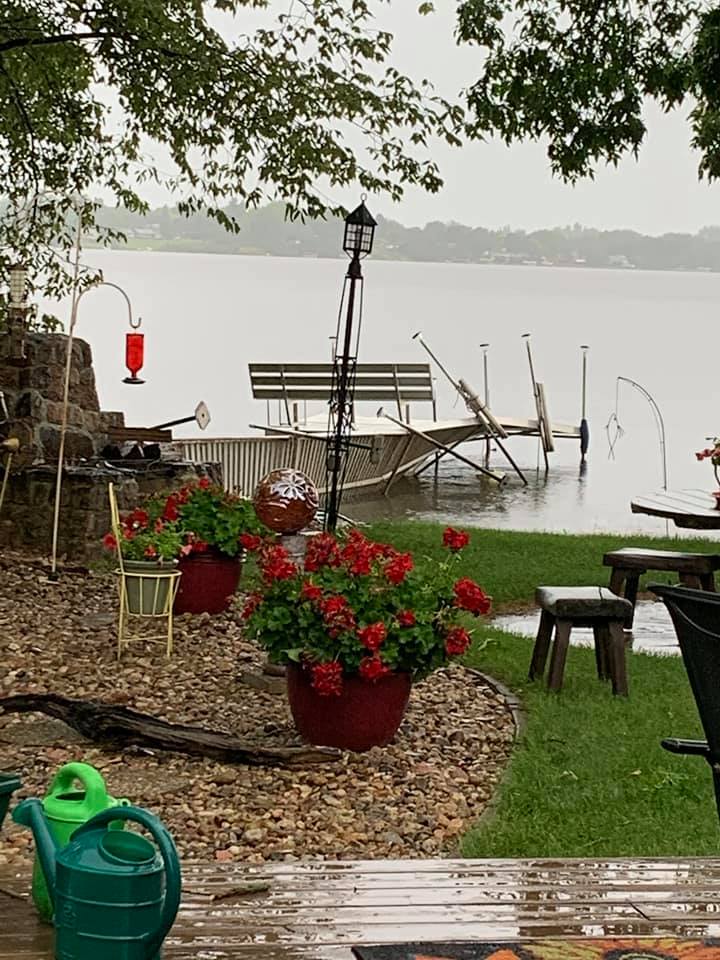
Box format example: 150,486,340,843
42,251,719,538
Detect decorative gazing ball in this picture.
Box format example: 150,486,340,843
253,468,319,534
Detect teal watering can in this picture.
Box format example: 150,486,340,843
13,800,181,960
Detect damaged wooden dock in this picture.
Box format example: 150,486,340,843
3,856,720,958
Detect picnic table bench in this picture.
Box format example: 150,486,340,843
4,857,720,957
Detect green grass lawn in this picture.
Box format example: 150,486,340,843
366,522,720,858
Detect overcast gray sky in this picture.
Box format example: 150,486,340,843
372,2,720,235
137,2,720,236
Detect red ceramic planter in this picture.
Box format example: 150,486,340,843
286,663,412,752
174,550,242,615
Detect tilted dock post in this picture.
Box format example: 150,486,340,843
522,333,550,473
580,345,590,466
480,343,490,466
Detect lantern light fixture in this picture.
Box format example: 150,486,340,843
8,263,29,307
342,198,377,260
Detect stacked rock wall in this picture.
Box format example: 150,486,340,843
0,332,214,560
0,332,125,467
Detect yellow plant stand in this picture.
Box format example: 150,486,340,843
108,483,181,659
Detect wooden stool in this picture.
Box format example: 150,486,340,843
529,587,633,696
603,548,720,628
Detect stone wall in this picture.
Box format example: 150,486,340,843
0,462,217,561
0,331,125,468
0,331,217,560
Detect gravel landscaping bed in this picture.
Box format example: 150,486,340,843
0,551,515,866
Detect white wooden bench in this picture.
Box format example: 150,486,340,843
249,362,436,421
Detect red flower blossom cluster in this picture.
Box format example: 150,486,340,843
445,626,471,656
384,551,413,584
358,621,386,652
300,580,323,602
359,655,391,681
239,533,262,552
304,533,342,572
310,661,343,696
259,544,297,583
103,532,117,550
241,592,263,620
443,527,470,551
453,577,491,615
339,529,393,576
319,595,357,637
241,527,492,690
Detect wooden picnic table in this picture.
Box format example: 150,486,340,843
4,857,720,958
631,488,720,530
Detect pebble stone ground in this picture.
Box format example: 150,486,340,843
0,551,516,867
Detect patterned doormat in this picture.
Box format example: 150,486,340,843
353,939,720,960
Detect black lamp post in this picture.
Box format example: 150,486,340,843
324,199,377,531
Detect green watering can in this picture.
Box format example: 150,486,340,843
13,800,182,960
32,762,129,923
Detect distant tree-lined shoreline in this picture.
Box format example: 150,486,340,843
95,202,720,273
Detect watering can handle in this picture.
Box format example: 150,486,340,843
72,805,182,960
47,762,110,818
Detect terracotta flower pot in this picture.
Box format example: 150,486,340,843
174,549,242,615
286,662,412,752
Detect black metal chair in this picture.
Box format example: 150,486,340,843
650,583,720,821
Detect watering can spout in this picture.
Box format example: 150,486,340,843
13,799,59,909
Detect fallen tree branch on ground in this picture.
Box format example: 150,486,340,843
0,693,340,767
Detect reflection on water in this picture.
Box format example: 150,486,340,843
494,600,679,655
347,448,716,540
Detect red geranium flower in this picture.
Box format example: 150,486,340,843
163,496,179,522
443,527,470,551
125,508,149,531
300,580,323,602
319,594,357,636
144,544,157,558
260,544,297,583
445,625,471,656
239,533,262,552
453,577,491,616
397,610,416,628
358,621,387,652
241,592,263,620
311,661,343,696
359,655,391,681
304,533,342,572
384,552,413,585
102,532,117,550
198,477,211,489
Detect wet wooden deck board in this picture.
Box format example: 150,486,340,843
3,857,720,958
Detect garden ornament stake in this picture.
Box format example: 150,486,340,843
324,198,377,532
607,376,668,535
49,266,144,580
0,436,20,520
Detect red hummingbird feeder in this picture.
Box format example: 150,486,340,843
123,318,145,384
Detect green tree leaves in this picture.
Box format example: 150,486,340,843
457,0,719,182
0,0,458,298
